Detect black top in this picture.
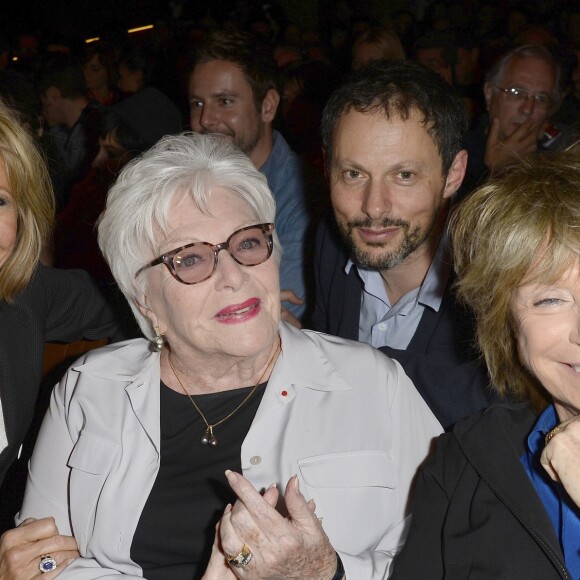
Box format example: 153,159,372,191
0,264,121,532
130,381,266,580
0,264,119,487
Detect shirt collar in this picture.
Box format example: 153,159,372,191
526,404,559,456
345,226,451,312
275,322,353,392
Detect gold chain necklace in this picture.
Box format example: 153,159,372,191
167,341,280,447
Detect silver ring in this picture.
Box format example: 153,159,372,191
39,555,58,574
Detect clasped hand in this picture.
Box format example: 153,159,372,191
541,415,580,507
0,518,78,580
202,471,338,580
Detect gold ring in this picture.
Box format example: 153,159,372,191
226,544,253,568
545,424,565,446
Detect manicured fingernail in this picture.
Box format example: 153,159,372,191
268,482,277,490
224,503,232,514
225,469,237,482
293,475,300,493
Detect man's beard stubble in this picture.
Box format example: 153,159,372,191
339,212,442,271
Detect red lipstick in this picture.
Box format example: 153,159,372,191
214,298,261,324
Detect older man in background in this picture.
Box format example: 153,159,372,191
462,44,576,196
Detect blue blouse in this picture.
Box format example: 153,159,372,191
521,405,580,576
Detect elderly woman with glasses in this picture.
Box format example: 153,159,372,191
16,133,441,580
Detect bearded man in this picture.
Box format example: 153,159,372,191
312,61,497,429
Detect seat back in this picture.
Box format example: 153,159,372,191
43,338,109,379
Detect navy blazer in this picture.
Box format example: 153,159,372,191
311,217,498,429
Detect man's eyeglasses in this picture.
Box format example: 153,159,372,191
495,86,553,110
136,223,275,285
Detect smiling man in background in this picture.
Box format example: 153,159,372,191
188,31,309,322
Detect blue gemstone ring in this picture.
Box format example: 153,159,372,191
39,555,58,574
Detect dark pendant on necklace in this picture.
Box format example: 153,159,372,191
201,426,218,447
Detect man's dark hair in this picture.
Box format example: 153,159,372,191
98,109,145,153
119,46,157,87
35,54,86,99
192,31,279,111
84,41,120,86
413,31,458,68
321,60,468,176
99,87,182,153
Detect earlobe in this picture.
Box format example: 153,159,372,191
135,294,161,333
443,149,468,199
45,86,60,102
261,89,280,123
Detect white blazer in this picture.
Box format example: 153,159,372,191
18,323,442,579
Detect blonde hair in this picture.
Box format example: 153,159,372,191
0,102,54,302
452,148,580,410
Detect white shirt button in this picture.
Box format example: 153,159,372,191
250,455,262,465
378,323,387,331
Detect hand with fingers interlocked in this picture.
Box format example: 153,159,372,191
202,471,340,580
0,518,78,580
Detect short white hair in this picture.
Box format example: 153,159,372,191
486,44,561,108
98,132,280,339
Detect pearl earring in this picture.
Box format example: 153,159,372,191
153,327,165,351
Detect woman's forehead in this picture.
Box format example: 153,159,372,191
520,251,580,287
154,187,256,242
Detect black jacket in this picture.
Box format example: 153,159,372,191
391,404,572,579
0,264,119,486
311,218,498,429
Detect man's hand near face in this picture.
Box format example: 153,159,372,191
483,117,541,172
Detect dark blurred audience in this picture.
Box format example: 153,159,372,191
117,45,157,96
54,87,182,287
280,59,339,175
83,41,121,106
351,26,406,70
35,53,101,210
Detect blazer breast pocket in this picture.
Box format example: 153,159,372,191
297,450,398,553
67,430,118,553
